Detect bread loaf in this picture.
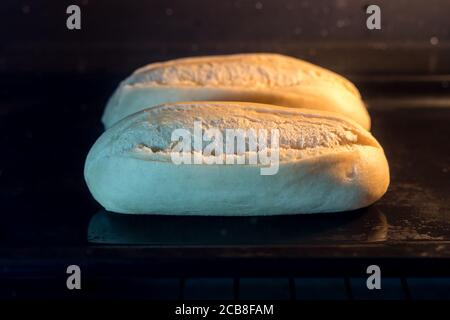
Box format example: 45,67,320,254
86,101,388,215
102,53,371,129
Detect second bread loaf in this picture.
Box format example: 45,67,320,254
102,53,371,129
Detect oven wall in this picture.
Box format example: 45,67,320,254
2,0,450,77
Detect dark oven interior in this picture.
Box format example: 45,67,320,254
1,0,450,300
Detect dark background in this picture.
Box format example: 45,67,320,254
0,0,450,300
2,0,450,75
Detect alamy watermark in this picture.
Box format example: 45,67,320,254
66,5,81,30
366,5,381,30
66,264,81,290
169,121,280,175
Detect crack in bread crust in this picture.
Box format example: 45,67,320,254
129,53,359,97
100,102,378,162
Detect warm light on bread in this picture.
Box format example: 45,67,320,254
102,53,371,130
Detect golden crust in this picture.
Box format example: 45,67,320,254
102,53,370,129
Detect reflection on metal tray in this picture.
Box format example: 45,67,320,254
88,207,389,245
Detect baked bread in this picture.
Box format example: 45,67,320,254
102,53,370,129
86,101,389,215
